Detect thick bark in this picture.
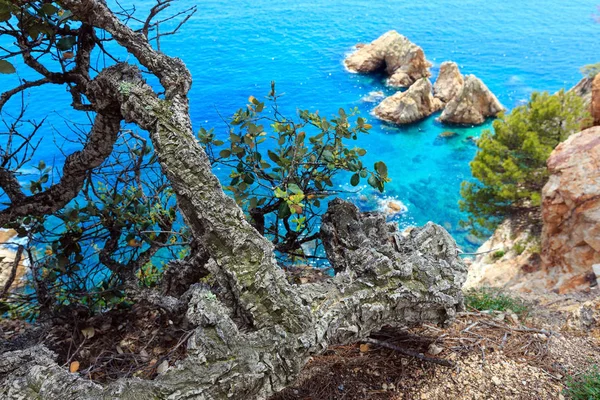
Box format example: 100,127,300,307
0,2,467,399
0,202,466,400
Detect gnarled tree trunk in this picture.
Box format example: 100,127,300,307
0,1,466,399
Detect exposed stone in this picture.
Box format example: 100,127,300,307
427,343,444,356
463,217,542,293
592,74,600,126
345,30,431,88
568,74,600,128
438,75,504,125
438,131,458,139
373,78,443,124
361,90,385,103
541,127,600,292
569,75,593,109
377,198,408,217
433,61,464,103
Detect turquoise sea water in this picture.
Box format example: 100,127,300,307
2,1,600,251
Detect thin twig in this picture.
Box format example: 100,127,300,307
0,245,23,299
366,338,455,368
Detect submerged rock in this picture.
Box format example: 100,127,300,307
438,75,504,125
361,90,385,103
345,30,431,88
438,131,458,139
373,78,443,124
377,198,408,217
433,61,464,103
541,127,600,292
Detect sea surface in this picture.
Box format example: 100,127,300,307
2,0,600,251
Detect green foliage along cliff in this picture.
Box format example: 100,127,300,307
460,90,590,235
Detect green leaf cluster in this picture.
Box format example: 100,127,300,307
460,90,590,234
0,1,76,74
199,82,390,262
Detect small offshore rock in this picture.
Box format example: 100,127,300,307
438,131,458,139
374,78,443,124
362,90,385,103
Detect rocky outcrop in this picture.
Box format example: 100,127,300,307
345,30,431,88
592,74,600,126
373,78,443,124
568,74,600,127
569,76,593,108
433,61,464,103
438,75,504,125
463,218,543,293
541,127,600,292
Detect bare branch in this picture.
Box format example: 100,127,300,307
0,245,24,299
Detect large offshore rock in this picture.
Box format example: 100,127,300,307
433,61,464,103
438,75,504,125
0,199,467,400
373,78,443,124
541,127,600,292
345,30,431,88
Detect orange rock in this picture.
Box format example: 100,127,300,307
541,127,600,293
592,74,600,126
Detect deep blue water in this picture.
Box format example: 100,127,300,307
2,1,600,251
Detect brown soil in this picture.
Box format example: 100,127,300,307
272,303,600,400
44,301,192,382
1,289,599,398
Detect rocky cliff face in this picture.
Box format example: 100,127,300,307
541,127,600,291
592,74,600,126
373,78,443,124
433,61,464,103
569,76,593,109
463,218,542,292
344,30,431,88
568,73,600,127
438,75,504,125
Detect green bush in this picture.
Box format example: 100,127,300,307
464,287,528,316
581,63,600,78
513,241,526,255
199,83,389,263
491,250,505,260
564,366,600,400
460,90,589,235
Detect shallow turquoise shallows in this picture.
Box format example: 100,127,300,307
2,0,600,251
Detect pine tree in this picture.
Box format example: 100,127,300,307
460,90,590,234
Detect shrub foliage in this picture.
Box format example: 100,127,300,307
460,90,589,234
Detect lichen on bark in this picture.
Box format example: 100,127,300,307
0,2,467,399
